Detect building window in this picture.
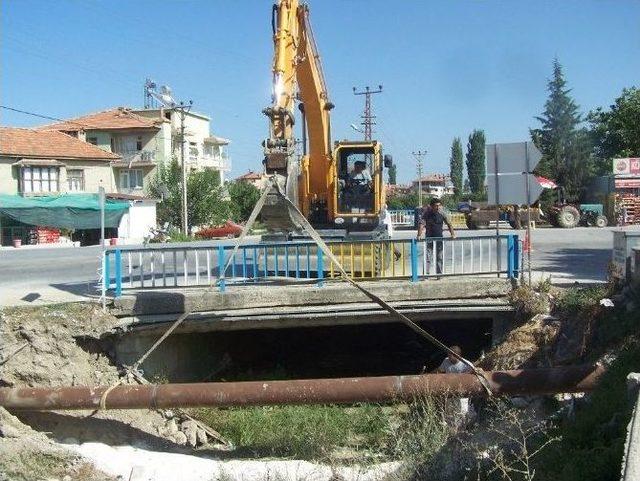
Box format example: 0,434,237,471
87,137,98,145
119,169,144,190
67,169,85,191
21,167,59,193
136,136,143,151
164,111,171,120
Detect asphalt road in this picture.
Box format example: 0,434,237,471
0,227,635,306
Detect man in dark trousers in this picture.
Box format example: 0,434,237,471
417,197,456,275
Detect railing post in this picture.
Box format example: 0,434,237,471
512,234,520,278
104,251,111,290
410,239,418,282
114,249,122,298
218,245,226,292
317,248,324,287
506,235,514,278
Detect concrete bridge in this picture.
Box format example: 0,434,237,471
106,278,515,381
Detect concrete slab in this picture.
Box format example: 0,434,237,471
114,297,512,335
111,278,514,317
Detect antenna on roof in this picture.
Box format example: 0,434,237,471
144,79,177,109
144,78,157,109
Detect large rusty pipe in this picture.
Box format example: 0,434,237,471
0,365,604,411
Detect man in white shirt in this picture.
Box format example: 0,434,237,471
347,160,372,212
434,345,474,423
435,345,472,374
349,160,372,187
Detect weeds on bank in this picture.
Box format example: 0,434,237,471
192,396,453,463
465,400,560,481
508,285,550,323
534,340,640,481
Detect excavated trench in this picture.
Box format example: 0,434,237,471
102,317,495,383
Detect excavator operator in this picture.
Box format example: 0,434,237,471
345,160,372,212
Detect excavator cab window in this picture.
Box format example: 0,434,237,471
337,147,376,214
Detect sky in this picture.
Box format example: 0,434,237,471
1,0,639,184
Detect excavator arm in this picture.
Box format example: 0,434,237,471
262,0,334,229
261,0,390,236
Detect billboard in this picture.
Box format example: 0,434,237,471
613,158,640,175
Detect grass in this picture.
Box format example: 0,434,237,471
0,450,69,481
192,397,452,463
0,448,109,481
192,403,390,460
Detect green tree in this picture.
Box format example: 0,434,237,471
227,181,261,222
149,158,230,232
465,130,486,195
531,59,592,201
387,191,418,210
588,86,640,174
449,137,464,198
388,164,397,185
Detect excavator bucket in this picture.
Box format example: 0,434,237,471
259,168,303,234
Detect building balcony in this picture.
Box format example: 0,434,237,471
112,150,156,166
188,154,232,171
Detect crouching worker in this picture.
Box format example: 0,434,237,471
433,345,476,426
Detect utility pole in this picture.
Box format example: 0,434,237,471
174,100,193,234
352,85,383,140
412,150,427,207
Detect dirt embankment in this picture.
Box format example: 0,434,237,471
0,303,175,480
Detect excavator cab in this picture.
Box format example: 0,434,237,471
332,141,390,231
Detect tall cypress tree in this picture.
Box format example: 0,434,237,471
388,163,397,185
466,130,486,196
449,137,463,198
531,59,591,201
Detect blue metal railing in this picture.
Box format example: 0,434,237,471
103,234,519,297
389,209,415,227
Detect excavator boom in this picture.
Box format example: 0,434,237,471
261,0,390,237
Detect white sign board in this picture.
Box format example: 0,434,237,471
487,174,545,205
486,142,542,175
486,142,545,206
612,157,640,175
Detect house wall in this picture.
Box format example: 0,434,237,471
0,156,114,195
86,131,112,151
62,160,116,193
132,108,230,177
0,157,20,194
112,165,156,196
117,200,158,243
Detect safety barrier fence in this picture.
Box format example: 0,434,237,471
104,234,519,297
388,209,467,229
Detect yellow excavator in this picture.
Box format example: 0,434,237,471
260,0,393,241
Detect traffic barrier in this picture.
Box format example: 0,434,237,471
388,209,467,229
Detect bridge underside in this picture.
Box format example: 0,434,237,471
105,279,515,381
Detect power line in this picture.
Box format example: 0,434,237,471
0,105,105,130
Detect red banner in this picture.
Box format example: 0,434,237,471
615,178,640,189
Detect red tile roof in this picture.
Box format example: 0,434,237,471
236,170,262,181
0,127,120,160
37,107,162,132
413,174,448,184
